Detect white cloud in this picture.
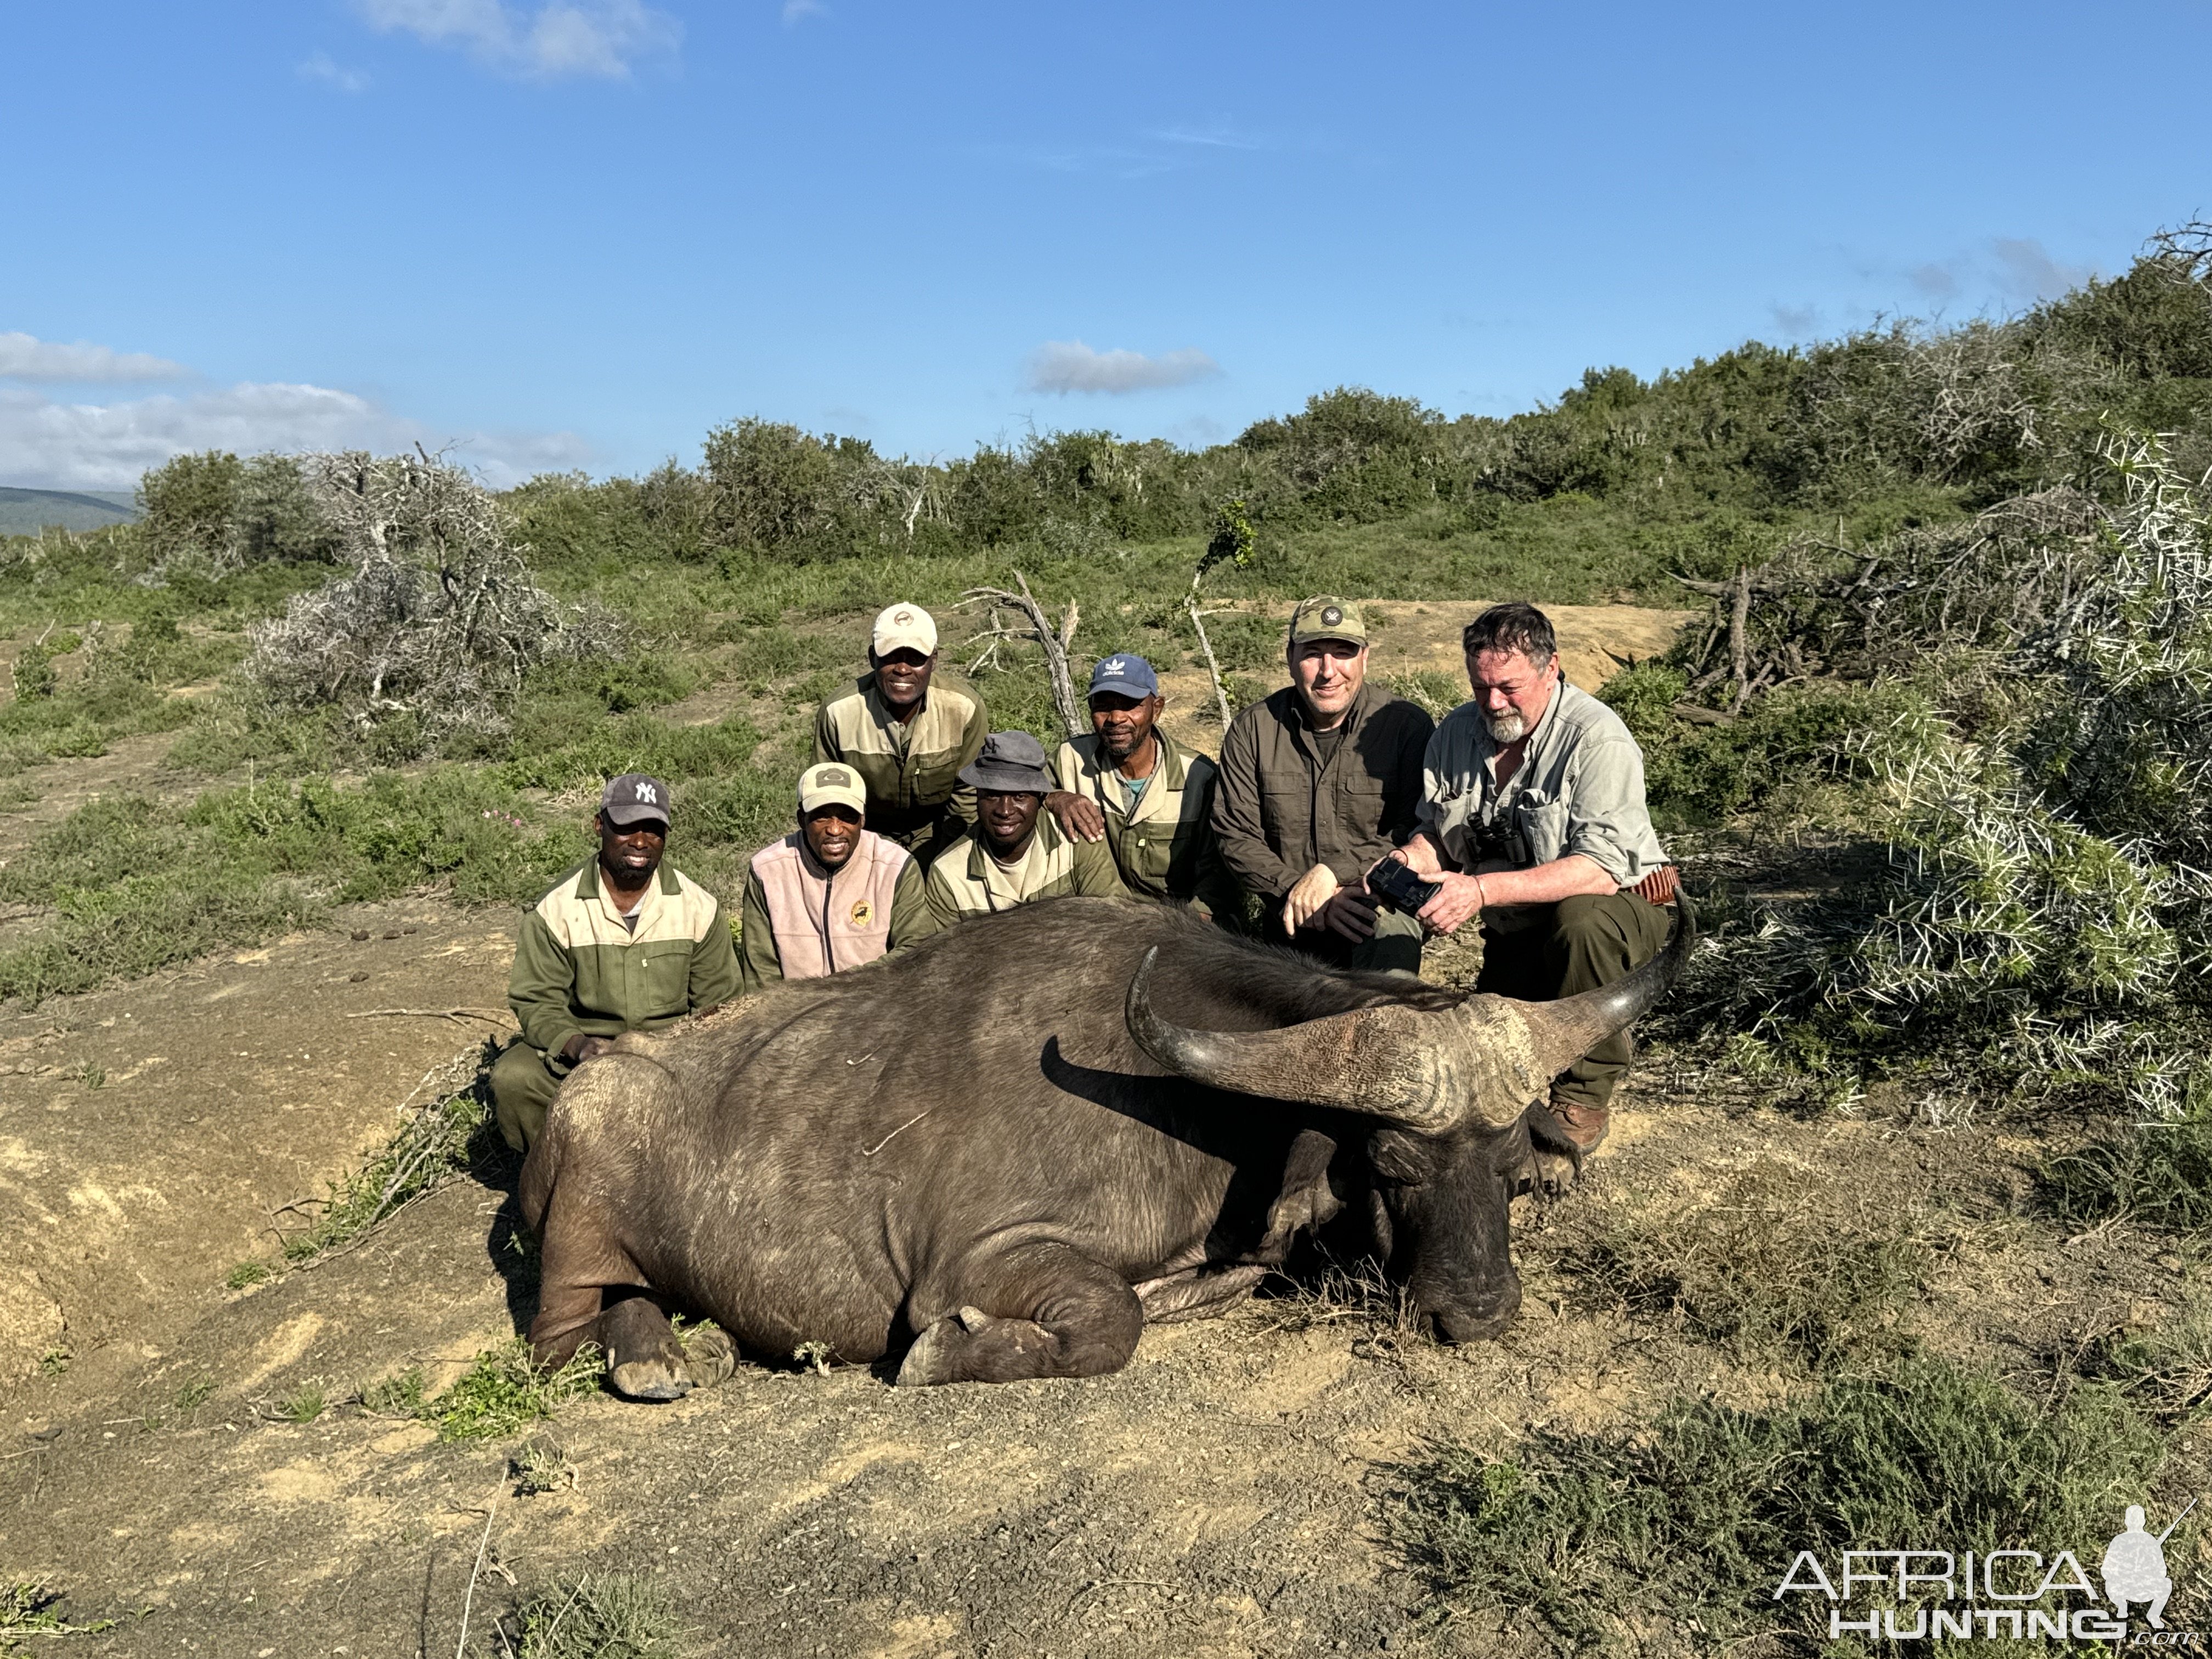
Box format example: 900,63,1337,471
0,381,589,493
298,51,373,93
1024,341,1222,396
782,0,827,24
353,0,680,80
0,332,187,383
1991,237,2092,303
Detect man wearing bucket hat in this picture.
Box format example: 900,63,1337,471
814,602,989,864
916,730,1126,932
1045,652,1238,917
493,773,743,1151
738,761,930,991
1211,597,1434,973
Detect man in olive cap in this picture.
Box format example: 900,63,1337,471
1211,597,1434,973
740,761,930,991
1046,652,1238,917
493,774,742,1152
916,730,1125,932
814,602,988,864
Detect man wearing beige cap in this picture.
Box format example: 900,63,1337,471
814,602,989,864
493,774,742,1152
739,761,929,991
1211,597,1434,973
916,731,1125,932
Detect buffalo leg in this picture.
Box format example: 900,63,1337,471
1135,1264,1268,1323
896,1244,1145,1386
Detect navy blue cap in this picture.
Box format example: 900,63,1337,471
1088,653,1159,700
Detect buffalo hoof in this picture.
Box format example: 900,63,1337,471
608,1357,694,1402
678,1326,737,1390
894,1306,996,1387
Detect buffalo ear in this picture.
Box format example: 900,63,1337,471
1256,1127,1343,1256
1366,1128,1436,1185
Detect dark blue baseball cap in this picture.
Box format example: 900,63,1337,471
1089,653,1159,700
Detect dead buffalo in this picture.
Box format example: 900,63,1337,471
520,894,1692,1394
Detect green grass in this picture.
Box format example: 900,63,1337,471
506,1572,682,1658
1393,1354,2165,1650
358,1366,427,1416
276,1382,326,1423
426,1339,604,1442
1555,1160,1931,1367
223,1262,267,1290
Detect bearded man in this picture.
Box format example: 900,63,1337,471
738,762,929,991
1383,602,1675,1159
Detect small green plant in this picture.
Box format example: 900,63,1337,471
72,1062,105,1090
1,1579,125,1642
427,1340,602,1442
791,1339,833,1376
275,1382,326,1423
511,1438,578,1496
506,1572,682,1659
224,1261,268,1290
171,1373,215,1415
38,1346,68,1377
358,1366,427,1416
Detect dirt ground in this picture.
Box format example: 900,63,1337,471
0,601,2170,1656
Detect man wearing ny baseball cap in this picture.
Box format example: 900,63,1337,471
738,761,930,991
492,773,742,1152
813,602,989,865
1044,652,1238,917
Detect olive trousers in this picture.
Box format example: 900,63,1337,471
1475,892,1674,1111
490,1040,567,1154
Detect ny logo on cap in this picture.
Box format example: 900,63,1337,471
1321,606,1344,627
634,782,659,804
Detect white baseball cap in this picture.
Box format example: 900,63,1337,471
797,762,867,817
870,602,938,658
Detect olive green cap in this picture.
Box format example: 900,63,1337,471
1287,596,1368,646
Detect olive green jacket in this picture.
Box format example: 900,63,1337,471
913,815,1126,935
1210,681,1435,901
1052,729,1239,917
813,669,989,853
507,860,743,1064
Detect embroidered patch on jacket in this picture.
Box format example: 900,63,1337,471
850,900,874,927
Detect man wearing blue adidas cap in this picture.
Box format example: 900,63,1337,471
1045,652,1238,917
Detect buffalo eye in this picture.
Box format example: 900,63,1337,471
1367,1129,1436,1186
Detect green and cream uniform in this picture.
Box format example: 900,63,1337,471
1052,729,1238,917
493,859,741,1150
917,814,1126,933
812,668,988,859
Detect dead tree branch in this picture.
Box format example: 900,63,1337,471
961,573,1084,737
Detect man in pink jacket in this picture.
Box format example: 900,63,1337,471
739,761,930,990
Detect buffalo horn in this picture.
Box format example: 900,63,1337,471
1124,949,1521,1132
1513,890,1697,1084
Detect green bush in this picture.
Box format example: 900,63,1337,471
1394,1356,2163,1649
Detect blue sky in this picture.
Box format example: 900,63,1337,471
3,0,2208,490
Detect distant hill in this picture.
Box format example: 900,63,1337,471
0,486,140,536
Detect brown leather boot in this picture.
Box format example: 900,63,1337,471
1543,1095,1610,1157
